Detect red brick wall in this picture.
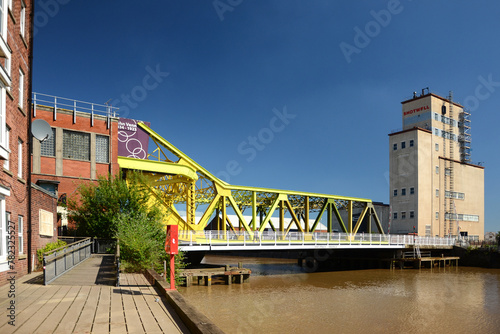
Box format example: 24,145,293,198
0,0,33,286
40,156,56,175
32,107,119,199
30,186,58,269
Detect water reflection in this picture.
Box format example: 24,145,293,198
180,255,500,334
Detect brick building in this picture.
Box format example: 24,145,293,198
31,93,120,234
0,0,59,285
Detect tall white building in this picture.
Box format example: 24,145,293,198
389,90,484,240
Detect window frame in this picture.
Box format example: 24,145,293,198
40,127,55,157
3,125,8,169
393,189,397,197
96,134,110,163
63,129,91,161
17,138,22,178
409,140,414,147
410,187,414,195
401,188,406,196
20,1,25,38
17,215,22,254
393,143,397,151
18,69,24,109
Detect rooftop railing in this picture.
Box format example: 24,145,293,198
32,92,119,127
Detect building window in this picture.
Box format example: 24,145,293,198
436,189,439,197
410,211,415,219
4,55,9,79
445,168,451,176
3,125,8,170
436,166,439,174
18,69,24,109
434,113,439,121
393,189,397,197
410,187,414,195
17,138,22,178
401,141,406,149
409,140,414,147
393,212,397,220
96,135,109,163
425,224,431,237
401,212,406,220
0,87,6,157
434,128,439,136
20,1,25,38
401,188,406,196
435,143,439,151
0,0,6,38
0,200,7,265
435,212,439,220
393,143,397,151
63,130,90,160
17,215,22,254
40,128,56,157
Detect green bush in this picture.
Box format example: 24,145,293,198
36,240,67,266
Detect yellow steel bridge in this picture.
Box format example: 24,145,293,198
118,123,384,241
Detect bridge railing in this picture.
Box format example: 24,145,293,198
179,231,456,248
43,237,92,285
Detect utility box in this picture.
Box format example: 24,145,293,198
165,225,179,255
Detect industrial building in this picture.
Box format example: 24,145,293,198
389,90,484,239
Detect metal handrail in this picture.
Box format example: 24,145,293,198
33,92,119,116
43,237,92,285
179,231,456,248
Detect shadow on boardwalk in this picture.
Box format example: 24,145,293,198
0,255,190,333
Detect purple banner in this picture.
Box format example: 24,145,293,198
118,118,151,159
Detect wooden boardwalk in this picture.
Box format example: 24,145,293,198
0,257,189,333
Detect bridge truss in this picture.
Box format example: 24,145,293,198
118,123,384,240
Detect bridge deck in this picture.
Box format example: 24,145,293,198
0,267,188,333
52,254,116,286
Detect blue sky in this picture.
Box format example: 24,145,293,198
33,1,500,233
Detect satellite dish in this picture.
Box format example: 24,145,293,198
31,119,52,142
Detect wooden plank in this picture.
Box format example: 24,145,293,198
53,285,91,334
72,285,101,334
0,285,61,334
128,274,163,333
110,285,127,334
11,285,72,334
34,285,81,334
121,275,145,333
92,286,112,333
135,274,186,334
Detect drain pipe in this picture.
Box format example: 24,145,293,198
27,0,35,273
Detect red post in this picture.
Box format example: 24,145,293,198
165,225,179,290
170,254,175,290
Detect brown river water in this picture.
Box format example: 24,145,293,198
179,254,500,334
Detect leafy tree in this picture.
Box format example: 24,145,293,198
117,210,186,282
68,172,156,239
68,171,186,280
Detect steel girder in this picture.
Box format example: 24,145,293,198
118,123,384,238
